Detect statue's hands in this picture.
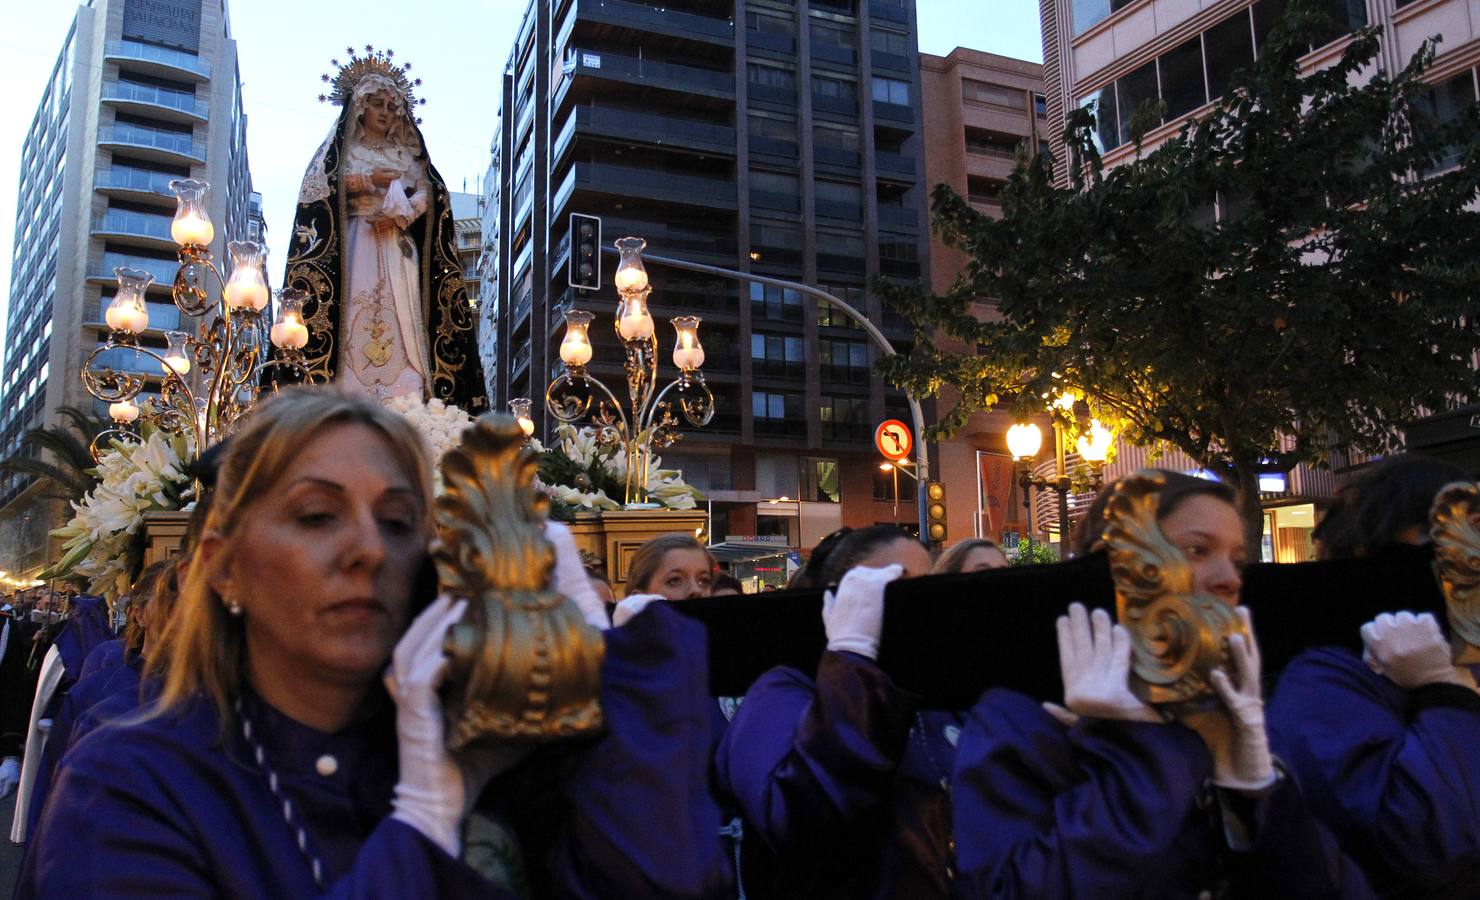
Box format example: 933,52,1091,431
1362,611,1477,691
343,173,370,193
365,213,398,237
1050,603,1161,725
372,167,400,188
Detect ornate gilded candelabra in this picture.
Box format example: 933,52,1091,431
544,237,715,506
82,178,316,461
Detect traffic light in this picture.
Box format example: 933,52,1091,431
925,481,947,544
569,213,601,291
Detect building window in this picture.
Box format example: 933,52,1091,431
814,178,862,219
810,22,856,64
871,76,910,106
751,169,800,211
748,62,797,102
1203,12,1254,102
754,390,806,436
1072,0,1139,37
817,294,864,329
873,464,918,501
751,332,807,378
745,11,795,36
962,79,1024,111
1115,60,1161,146
813,74,858,113
871,29,911,58
750,282,804,321
819,395,869,441
965,128,1022,159
750,113,798,156
803,457,842,503
750,222,803,268
819,337,869,383
1034,92,1047,117
1158,35,1208,120
1418,69,1479,174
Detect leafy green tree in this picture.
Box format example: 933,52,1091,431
0,405,113,501
879,3,1480,552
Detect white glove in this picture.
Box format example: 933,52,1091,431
1048,603,1161,725
0,756,18,800
822,564,903,661
1362,611,1477,691
1183,607,1276,792
387,595,473,857
545,520,610,629
612,593,665,628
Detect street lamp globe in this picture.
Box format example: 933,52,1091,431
1006,422,1043,461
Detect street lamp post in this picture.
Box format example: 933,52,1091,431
545,237,715,506
1006,396,1114,557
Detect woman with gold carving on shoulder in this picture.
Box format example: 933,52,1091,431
16,387,729,899
949,471,1371,898
1268,454,1480,898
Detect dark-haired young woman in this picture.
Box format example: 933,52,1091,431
1270,455,1480,897
950,471,1368,898
716,525,978,897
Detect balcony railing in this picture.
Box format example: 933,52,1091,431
574,105,736,155
97,124,206,161
103,80,208,118
872,50,912,73
94,209,174,242
812,43,857,66
92,252,178,286
749,135,799,159
746,31,796,55
870,1,910,24
577,0,734,43
576,162,735,208
875,151,915,176
511,342,531,374
812,94,858,116
571,49,732,98
95,167,176,197
104,40,210,77
815,145,861,168
748,83,796,105
878,205,919,229
816,199,862,220
872,100,914,124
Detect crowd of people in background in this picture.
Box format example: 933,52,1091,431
0,385,1477,897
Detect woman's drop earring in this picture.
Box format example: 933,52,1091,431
225,598,243,617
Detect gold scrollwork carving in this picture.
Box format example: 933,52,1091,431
1103,470,1250,705
1431,481,1480,664
433,413,605,750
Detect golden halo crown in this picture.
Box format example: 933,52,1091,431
318,45,426,122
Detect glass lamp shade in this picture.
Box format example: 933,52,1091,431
612,236,649,293
671,316,705,370
615,289,655,342
1005,422,1043,461
1076,420,1114,464
106,267,153,334
224,241,270,311
508,398,535,436
559,309,595,366
1052,390,1077,412
162,331,192,376
269,289,311,350
168,178,215,247
108,399,140,424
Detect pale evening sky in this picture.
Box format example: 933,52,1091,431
0,0,1044,346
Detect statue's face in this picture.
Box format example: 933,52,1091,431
360,91,396,138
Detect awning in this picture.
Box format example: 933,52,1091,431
707,541,795,564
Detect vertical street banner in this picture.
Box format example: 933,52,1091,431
976,451,1015,540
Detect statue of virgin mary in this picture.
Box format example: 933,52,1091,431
285,47,486,412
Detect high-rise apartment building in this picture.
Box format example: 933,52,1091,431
1034,0,1480,559
481,0,934,565
0,0,256,575
918,47,1049,547
450,191,482,313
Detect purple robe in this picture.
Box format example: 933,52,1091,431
18,603,728,899
716,649,954,898
950,688,1369,899
1269,647,1480,898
